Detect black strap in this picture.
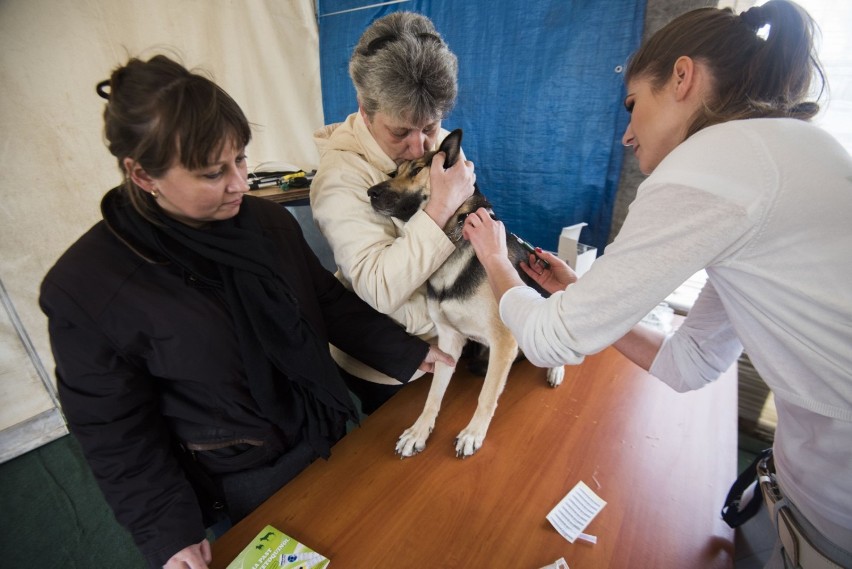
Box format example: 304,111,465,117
721,447,773,528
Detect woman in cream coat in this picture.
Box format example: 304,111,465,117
311,12,476,413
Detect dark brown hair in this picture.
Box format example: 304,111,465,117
626,0,826,138
98,55,252,220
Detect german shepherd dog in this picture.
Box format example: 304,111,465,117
368,129,564,458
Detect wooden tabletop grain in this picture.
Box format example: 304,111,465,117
210,347,737,569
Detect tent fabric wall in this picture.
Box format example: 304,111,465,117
0,0,325,463
317,0,645,253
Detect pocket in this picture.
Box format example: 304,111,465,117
195,442,275,475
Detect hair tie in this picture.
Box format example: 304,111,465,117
96,79,110,100
416,32,443,45
362,34,397,56
740,7,765,31
361,31,443,57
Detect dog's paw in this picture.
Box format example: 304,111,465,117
395,422,433,458
546,366,565,388
454,427,486,458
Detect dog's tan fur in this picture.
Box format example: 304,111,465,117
368,130,564,458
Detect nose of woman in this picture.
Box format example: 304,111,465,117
228,168,250,193
622,122,635,147
405,131,429,159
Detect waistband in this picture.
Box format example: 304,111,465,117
184,438,265,451
758,452,852,569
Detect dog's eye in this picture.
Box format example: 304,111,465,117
388,170,398,179
410,165,423,176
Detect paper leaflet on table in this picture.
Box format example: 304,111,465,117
225,524,329,569
538,557,570,569
546,481,607,544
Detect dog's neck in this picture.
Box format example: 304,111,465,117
443,189,492,245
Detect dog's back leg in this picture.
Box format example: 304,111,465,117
455,329,519,457
396,328,467,458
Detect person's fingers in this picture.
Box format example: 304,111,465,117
431,151,446,171
534,247,559,262
520,261,539,280
201,540,212,564
433,350,456,367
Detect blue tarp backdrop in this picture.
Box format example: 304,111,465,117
317,0,644,253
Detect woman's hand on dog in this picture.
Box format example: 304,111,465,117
463,208,577,297
418,344,456,373
463,207,510,267
425,149,476,228
520,249,577,294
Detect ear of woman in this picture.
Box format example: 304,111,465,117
123,157,156,194
672,56,698,102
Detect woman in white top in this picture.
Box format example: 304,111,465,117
462,2,852,567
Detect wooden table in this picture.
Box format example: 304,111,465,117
210,348,737,569
248,187,310,204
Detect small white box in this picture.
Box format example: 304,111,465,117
557,223,597,277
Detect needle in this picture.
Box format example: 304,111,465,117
509,232,550,269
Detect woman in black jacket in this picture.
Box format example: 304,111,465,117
39,55,451,569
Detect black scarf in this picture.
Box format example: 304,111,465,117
103,189,356,458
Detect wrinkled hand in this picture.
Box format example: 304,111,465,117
418,344,456,373
425,149,476,227
519,248,577,295
163,539,212,569
461,208,509,268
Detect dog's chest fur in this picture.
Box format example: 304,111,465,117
427,240,485,302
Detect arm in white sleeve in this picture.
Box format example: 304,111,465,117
498,182,752,368
500,286,586,367
649,279,743,392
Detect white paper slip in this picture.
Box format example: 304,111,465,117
537,557,569,569
547,481,607,543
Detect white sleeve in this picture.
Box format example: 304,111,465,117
649,279,743,392
499,181,753,368
500,287,586,367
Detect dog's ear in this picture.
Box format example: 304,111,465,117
438,129,463,168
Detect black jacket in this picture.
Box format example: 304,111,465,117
40,193,427,567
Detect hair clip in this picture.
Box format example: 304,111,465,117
362,34,397,56
739,7,765,31
362,31,444,57
416,32,443,45
96,79,111,100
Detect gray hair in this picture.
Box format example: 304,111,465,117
350,12,458,124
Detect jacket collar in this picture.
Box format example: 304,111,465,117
313,111,398,175
100,187,169,264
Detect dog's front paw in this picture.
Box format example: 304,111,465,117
454,426,486,458
546,366,565,387
395,420,434,458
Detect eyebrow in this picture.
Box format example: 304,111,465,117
388,122,438,133
204,146,246,167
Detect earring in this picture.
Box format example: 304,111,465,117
151,188,159,198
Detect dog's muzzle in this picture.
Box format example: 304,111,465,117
368,182,423,221
367,182,398,214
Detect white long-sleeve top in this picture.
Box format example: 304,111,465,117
501,118,852,539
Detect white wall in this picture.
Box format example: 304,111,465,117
0,0,326,462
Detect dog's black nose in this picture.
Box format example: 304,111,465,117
367,186,381,199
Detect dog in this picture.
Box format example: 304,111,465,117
367,129,564,458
